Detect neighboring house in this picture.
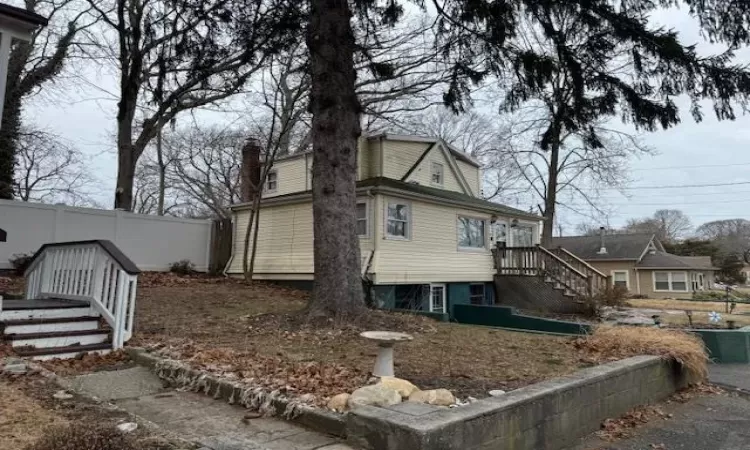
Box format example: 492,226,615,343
551,234,717,299
225,133,543,313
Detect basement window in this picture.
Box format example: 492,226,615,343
470,283,485,305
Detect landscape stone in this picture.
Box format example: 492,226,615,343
328,393,351,412
348,384,401,408
407,388,455,406
379,376,420,398
488,390,506,397
52,390,74,400
2,362,28,375
117,422,138,433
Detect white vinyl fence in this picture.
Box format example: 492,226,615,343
0,199,213,271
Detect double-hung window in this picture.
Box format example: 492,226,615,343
265,170,278,192
654,272,688,292
356,202,368,237
386,202,410,239
612,271,629,289
431,162,444,185
457,216,486,249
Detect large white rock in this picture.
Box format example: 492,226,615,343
327,393,351,412
348,384,402,408
488,390,506,397
379,377,420,398
407,389,455,406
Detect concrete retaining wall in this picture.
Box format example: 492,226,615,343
347,356,686,450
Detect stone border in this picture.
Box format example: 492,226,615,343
126,348,346,438
346,355,687,450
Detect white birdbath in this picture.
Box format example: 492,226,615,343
360,331,413,377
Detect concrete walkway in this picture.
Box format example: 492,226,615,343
573,364,750,450
62,367,353,450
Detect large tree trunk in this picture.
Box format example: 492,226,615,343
156,127,165,215
306,0,366,319
541,120,562,247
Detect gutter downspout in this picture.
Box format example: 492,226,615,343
635,267,641,295
365,188,377,281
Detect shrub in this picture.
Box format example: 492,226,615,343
168,259,195,275
692,291,728,301
9,253,33,276
26,423,140,450
576,326,708,383
578,285,629,318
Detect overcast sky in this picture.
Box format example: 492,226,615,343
22,5,750,237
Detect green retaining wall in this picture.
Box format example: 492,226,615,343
391,308,450,322
452,304,591,335
692,329,750,363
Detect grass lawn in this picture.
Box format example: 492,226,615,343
628,298,750,328
0,381,66,450
132,274,590,400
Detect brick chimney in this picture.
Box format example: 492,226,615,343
240,138,262,203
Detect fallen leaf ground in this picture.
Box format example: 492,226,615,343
130,273,590,400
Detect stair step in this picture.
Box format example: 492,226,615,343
2,316,101,335
0,307,92,321
5,329,110,348
1,298,89,310
14,342,112,361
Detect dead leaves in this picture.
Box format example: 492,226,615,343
597,406,670,441
39,350,132,376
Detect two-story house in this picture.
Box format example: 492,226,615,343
224,133,543,314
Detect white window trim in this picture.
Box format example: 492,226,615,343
652,271,690,292
611,270,630,289
430,161,444,186
265,169,278,193
429,283,446,313
456,214,489,252
356,200,370,239
469,283,485,305
384,199,412,241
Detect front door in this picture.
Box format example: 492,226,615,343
429,284,446,313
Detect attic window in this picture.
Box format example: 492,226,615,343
431,162,444,185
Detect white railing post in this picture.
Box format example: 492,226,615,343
112,269,127,349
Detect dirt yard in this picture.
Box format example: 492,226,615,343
130,273,591,400
628,298,750,328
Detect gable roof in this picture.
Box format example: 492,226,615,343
637,252,717,270
365,133,481,167
550,234,655,260
400,141,474,196
231,176,541,221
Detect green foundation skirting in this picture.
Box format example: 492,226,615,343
692,329,750,363
452,304,591,335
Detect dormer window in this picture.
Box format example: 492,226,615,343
431,162,444,185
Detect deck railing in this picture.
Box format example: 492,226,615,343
550,246,610,296
23,240,140,349
493,245,608,298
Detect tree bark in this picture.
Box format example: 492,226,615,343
156,127,165,215
0,98,21,199
541,113,563,247
306,0,366,319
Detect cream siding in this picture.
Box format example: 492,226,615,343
358,138,371,180
403,146,464,194
587,261,638,294
381,140,430,180
456,160,481,197
372,195,497,284
227,197,375,277
263,157,307,198
636,269,715,299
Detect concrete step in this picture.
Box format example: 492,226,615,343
5,329,110,349
1,316,101,335
14,342,112,361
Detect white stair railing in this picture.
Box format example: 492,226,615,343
23,240,140,349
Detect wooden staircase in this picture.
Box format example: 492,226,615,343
492,245,610,307
0,240,139,360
